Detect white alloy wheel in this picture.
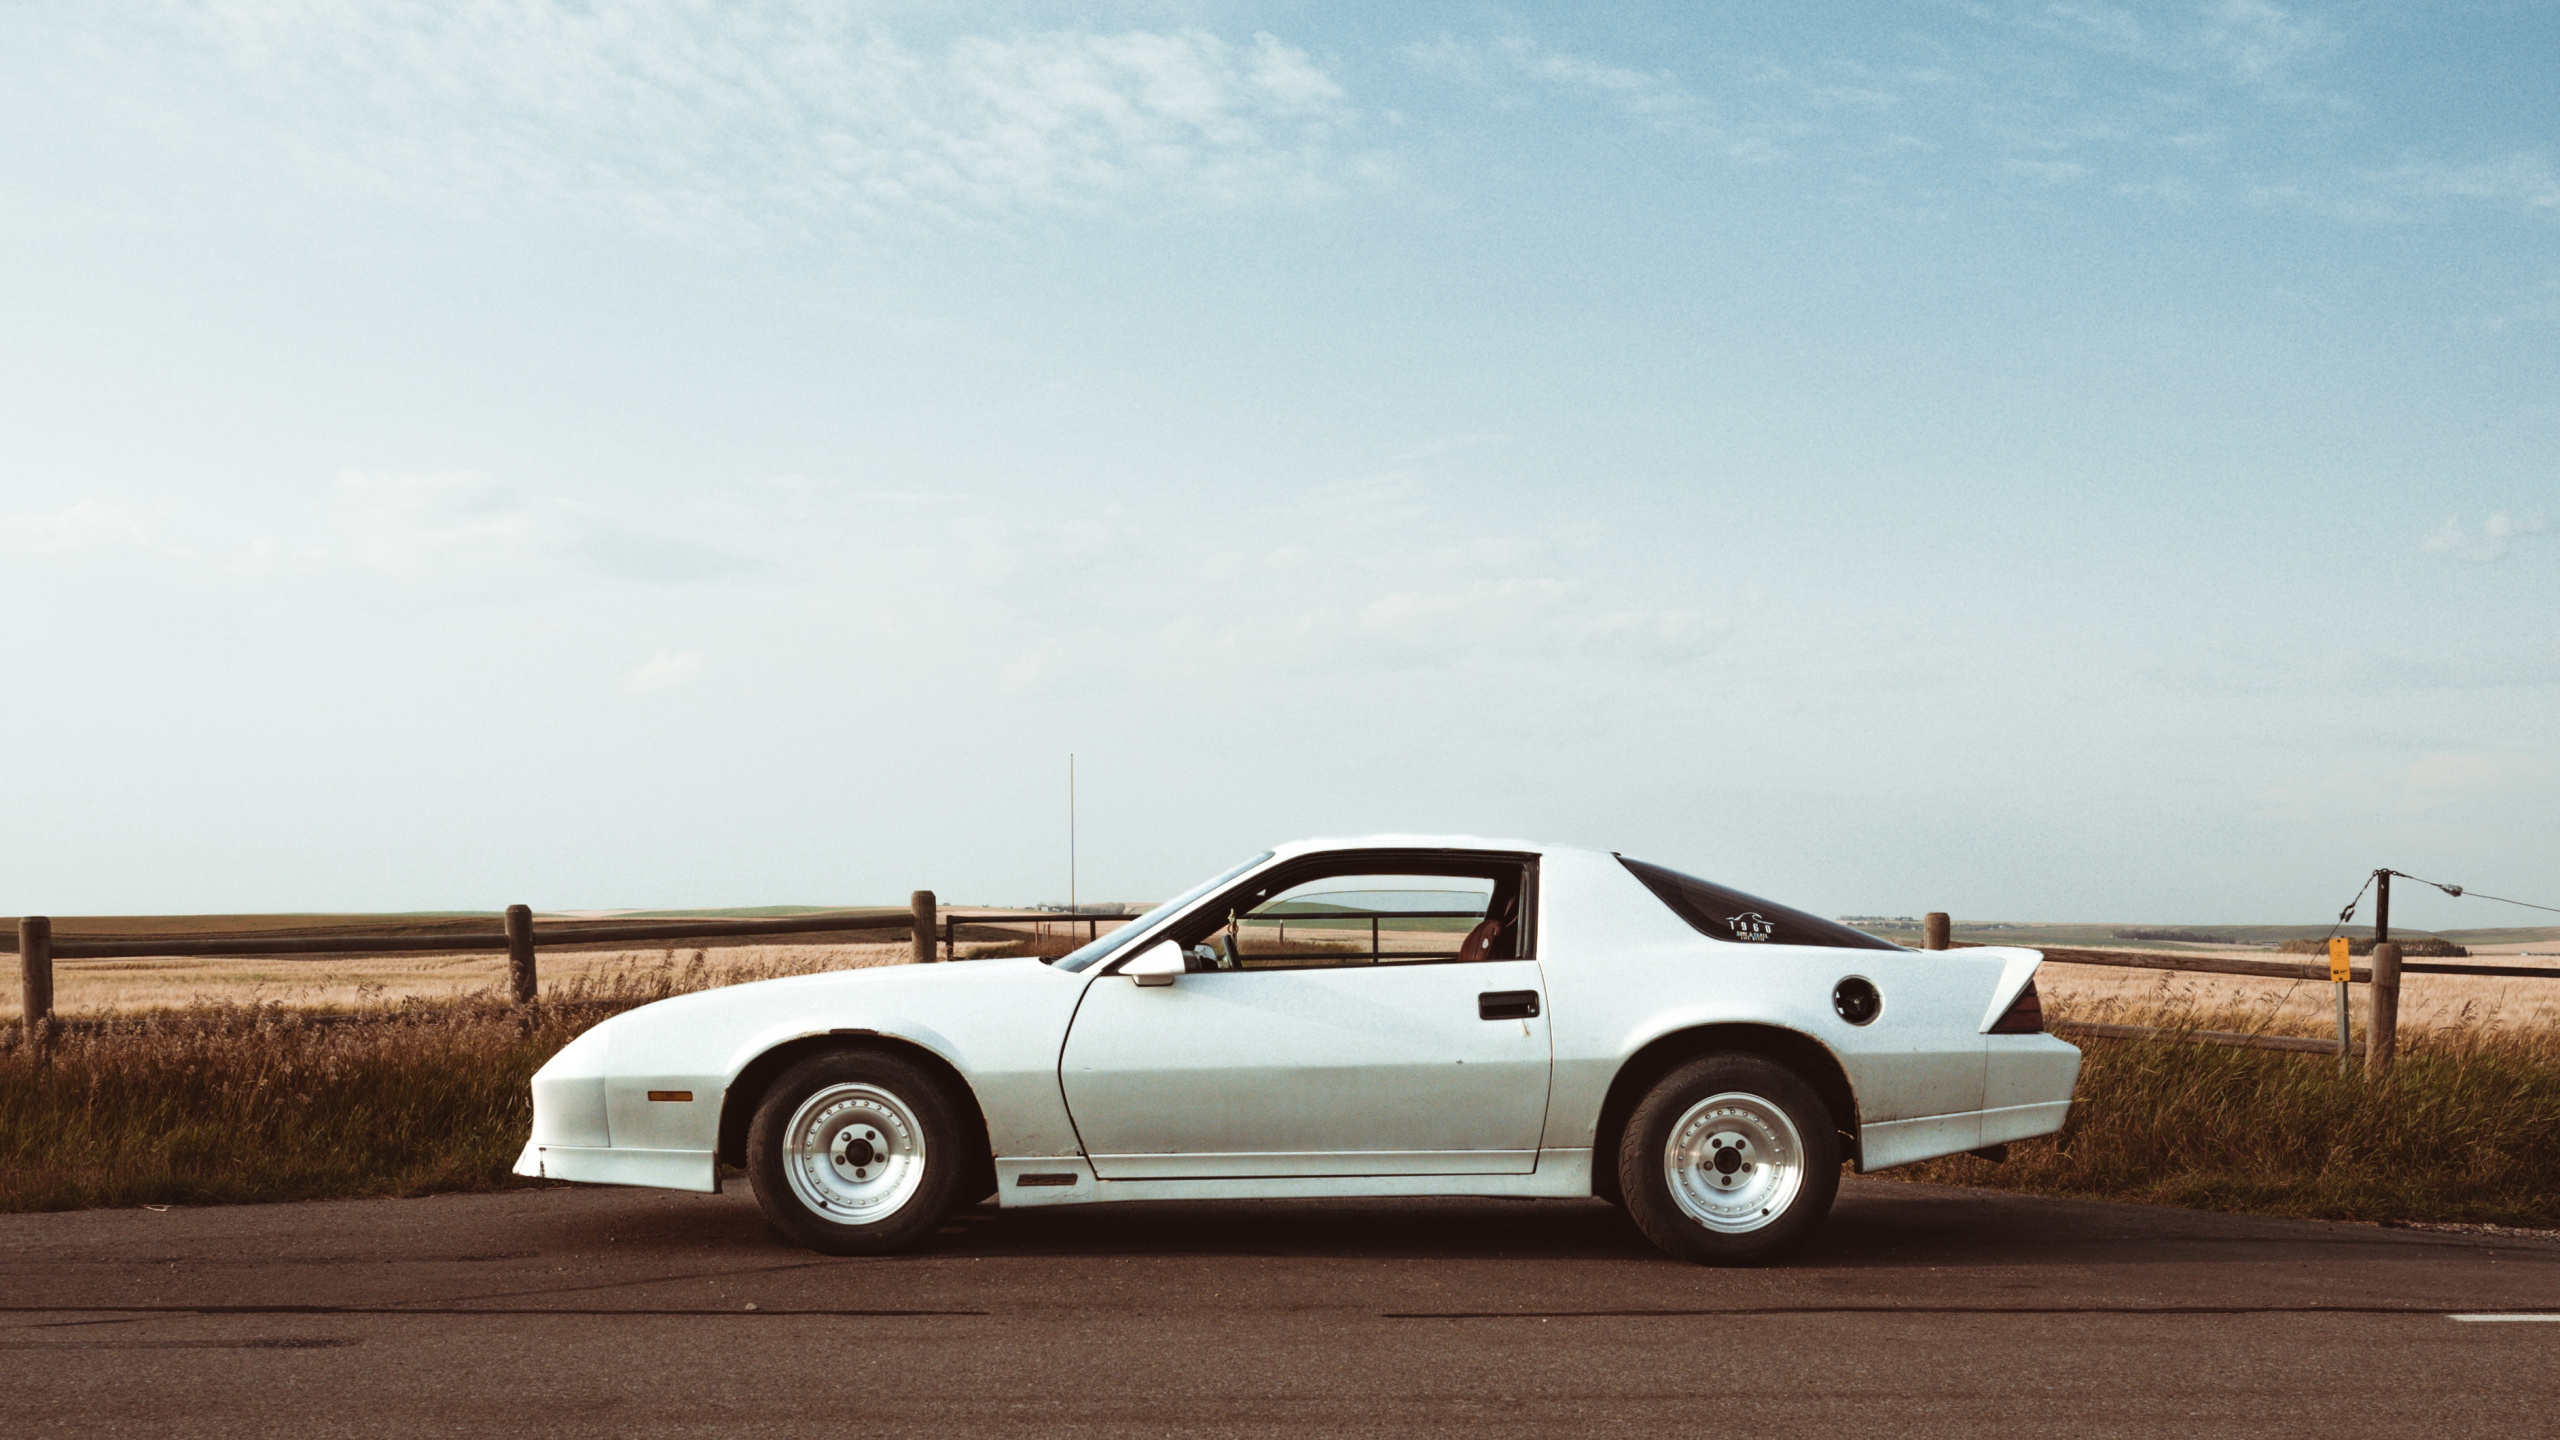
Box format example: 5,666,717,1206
1661,1091,1805,1234
747,1048,970,1254
1618,1052,1841,1265
782,1082,928,1224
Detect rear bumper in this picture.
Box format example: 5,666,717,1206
513,1140,719,1193
1857,1034,2081,1172
1979,1098,2072,1147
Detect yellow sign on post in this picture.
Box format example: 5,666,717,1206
2329,936,2352,983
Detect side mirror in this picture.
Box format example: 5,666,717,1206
1122,942,1185,987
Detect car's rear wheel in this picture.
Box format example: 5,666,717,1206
1618,1054,1840,1265
746,1049,970,1255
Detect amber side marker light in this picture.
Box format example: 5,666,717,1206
1989,980,2044,1034
647,1090,695,1102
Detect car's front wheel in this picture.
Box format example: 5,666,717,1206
746,1048,970,1255
1618,1054,1840,1265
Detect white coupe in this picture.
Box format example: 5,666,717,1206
517,838,2079,1263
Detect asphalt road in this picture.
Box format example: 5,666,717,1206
4,1178,2555,1438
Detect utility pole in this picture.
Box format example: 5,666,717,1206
2369,868,2402,1077
1069,753,1077,916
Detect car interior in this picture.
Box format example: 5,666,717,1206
1158,851,1537,972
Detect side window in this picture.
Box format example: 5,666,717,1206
1172,857,1533,971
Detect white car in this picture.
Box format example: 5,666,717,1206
517,838,2079,1264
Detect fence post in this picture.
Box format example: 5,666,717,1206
1923,913,1950,951
17,915,52,1029
2366,941,2401,1077
505,904,537,1004
911,891,936,965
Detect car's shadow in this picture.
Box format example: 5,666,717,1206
920,1195,1662,1261
543,1178,2473,1271
897,1182,2279,1269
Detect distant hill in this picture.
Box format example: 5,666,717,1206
2277,936,2468,957
1842,919,2560,950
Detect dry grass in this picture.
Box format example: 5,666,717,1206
9,944,2557,1226
1896,980,2560,1227
0,948,879,1212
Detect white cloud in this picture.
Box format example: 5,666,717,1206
332,471,544,579
1393,432,1511,463
621,649,706,695
2113,175,2197,201
2006,159,2090,184
2422,513,2550,564
1516,48,1692,118
2199,0,2330,83
329,471,749,585
2400,751,2500,812
1406,36,1705,130
0,502,154,553
73,5,1369,237
874,486,1733,694
2249,154,2560,225
2015,0,2333,83
1,474,756,598
2374,155,2560,214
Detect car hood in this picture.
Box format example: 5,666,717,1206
558,955,1087,1083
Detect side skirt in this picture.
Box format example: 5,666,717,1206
994,1150,1595,1208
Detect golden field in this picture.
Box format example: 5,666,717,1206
13,930,2556,1036
3,942,916,1022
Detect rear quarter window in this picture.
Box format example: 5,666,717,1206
1618,856,1905,952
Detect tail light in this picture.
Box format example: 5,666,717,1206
1989,979,2043,1034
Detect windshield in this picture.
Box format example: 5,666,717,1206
1051,851,1276,972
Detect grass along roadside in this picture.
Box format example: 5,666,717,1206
1893,990,2560,1227
5,956,2557,1226
0,950,851,1212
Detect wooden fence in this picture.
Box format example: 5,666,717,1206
13,899,2551,1080
1917,910,2560,1076
9,892,1141,1030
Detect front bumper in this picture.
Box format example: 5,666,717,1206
513,1140,720,1193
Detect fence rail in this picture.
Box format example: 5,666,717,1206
2015,944,2560,983
16,900,2552,1079
937,909,1141,962
40,911,933,960
10,895,1144,1030
1938,924,2558,1077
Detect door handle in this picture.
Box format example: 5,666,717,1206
1478,990,1539,1021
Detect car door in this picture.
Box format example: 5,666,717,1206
1058,858,1553,1179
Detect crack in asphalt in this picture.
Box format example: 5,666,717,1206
393,1255,861,1308
0,1304,985,1318
1386,1304,2557,1318
0,1302,2540,1321
0,1337,362,1349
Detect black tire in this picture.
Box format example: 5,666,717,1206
745,1048,972,1256
1618,1053,1840,1265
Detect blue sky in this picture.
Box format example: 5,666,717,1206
2,2,2553,930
